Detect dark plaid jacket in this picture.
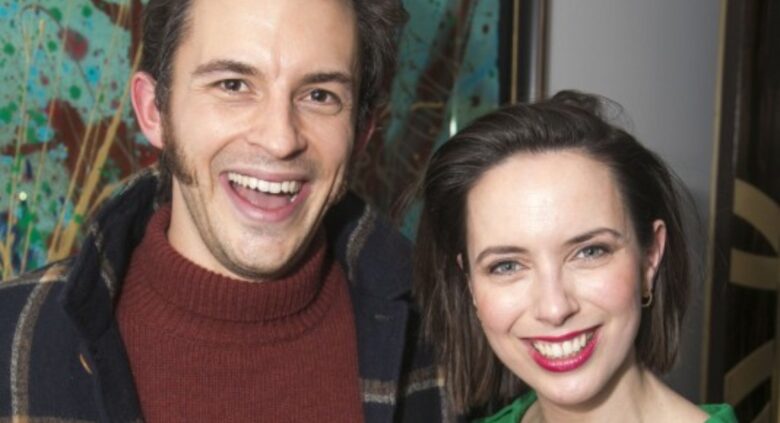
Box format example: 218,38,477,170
0,169,455,422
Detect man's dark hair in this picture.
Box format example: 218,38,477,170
414,90,694,414
139,0,408,135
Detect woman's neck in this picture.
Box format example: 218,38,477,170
526,360,666,423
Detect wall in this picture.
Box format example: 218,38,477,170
546,0,723,401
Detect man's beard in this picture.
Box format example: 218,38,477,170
159,115,196,187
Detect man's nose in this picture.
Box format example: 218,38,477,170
531,269,580,327
247,96,306,159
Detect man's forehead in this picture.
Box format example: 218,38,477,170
179,0,359,73
185,0,357,38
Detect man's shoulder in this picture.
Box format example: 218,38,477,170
0,259,78,355
0,259,74,336
0,259,73,296
0,259,108,419
326,192,413,299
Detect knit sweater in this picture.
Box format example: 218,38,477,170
0,167,455,422
116,205,363,422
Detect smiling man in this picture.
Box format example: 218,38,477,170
0,0,449,421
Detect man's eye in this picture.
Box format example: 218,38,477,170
576,245,609,260
299,88,343,115
308,89,338,103
218,79,247,92
489,261,522,275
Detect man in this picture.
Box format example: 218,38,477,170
0,0,452,421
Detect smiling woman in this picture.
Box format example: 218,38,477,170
413,91,738,422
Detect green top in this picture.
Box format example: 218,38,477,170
475,391,738,423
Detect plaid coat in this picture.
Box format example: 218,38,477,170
0,169,455,422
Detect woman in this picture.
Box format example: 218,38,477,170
414,91,736,422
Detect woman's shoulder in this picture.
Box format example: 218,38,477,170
473,391,537,423
700,403,738,423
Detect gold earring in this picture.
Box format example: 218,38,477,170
641,291,654,308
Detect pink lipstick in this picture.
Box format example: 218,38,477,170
526,326,600,373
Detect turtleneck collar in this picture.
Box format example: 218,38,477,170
119,204,338,343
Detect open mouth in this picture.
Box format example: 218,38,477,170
531,331,595,360
227,171,303,210
526,326,600,373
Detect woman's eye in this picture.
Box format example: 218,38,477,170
489,261,521,275
218,79,247,92
576,245,609,260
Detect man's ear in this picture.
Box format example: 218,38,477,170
353,116,376,154
643,220,667,294
130,71,165,150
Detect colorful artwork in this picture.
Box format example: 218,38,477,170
0,0,151,279
354,0,500,236
0,0,499,279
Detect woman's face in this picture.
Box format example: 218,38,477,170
464,150,665,407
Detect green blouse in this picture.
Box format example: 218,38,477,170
475,391,738,423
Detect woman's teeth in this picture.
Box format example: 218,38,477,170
532,332,592,359
227,172,301,195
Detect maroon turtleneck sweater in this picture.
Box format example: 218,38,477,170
116,206,363,422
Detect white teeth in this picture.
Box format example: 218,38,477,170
258,179,269,192
532,332,592,360
562,341,572,356
552,344,563,358
227,172,301,195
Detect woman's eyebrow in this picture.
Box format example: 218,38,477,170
565,227,623,246
475,246,527,264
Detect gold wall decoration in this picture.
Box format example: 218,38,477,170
703,0,779,422
724,179,779,422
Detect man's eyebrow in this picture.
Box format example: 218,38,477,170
192,60,258,78
565,227,623,245
475,246,528,264
302,71,353,86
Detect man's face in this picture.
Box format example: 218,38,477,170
161,0,358,280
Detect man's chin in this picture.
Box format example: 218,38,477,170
215,252,303,282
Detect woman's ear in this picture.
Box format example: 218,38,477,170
130,71,165,149
643,220,667,294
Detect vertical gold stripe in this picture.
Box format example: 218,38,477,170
701,0,729,403
536,0,548,100
510,0,520,104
